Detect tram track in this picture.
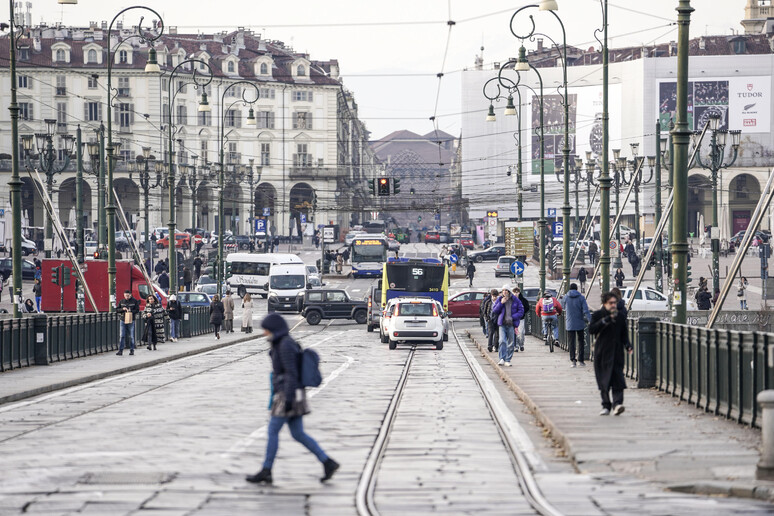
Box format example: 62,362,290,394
354,321,562,516
0,318,334,443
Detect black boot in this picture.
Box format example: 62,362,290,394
320,458,339,483
147,345,152,350
153,344,157,350
245,468,272,484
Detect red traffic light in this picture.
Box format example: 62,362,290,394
379,178,387,185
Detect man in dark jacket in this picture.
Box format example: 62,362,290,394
167,294,183,342
479,291,492,338
158,271,170,294
466,261,476,287
589,291,632,416
193,255,203,280
486,289,499,352
577,267,588,293
513,287,530,352
116,290,140,355
183,266,193,291
696,286,712,310
246,314,339,486
154,260,166,276
563,283,591,367
491,287,525,367
588,240,598,265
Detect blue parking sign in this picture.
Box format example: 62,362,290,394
552,221,563,238
300,214,307,223
548,208,556,217
262,207,271,216
255,219,266,232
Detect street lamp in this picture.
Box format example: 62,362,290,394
104,6,164,312
555,155,585,239
21,122,75,258
692,113,741,296
165,59,214,294
128,147,160,262
510,2,572,292
217,81,259,297
500,45,547,294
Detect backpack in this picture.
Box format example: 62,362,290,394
542,298,554,314
299,347,322,387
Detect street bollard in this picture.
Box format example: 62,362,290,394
32,314,48,366
757,390,774,480
636,317,659,388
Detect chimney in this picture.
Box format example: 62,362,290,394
33,36,41,52
537,38,544,52
169,26,178,35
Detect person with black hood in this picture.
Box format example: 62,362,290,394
590,290,632,416
246,313,339,485
466,261,476,287
210,294,225,339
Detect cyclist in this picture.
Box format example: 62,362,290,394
536,291,562,347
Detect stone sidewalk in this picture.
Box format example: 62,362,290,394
0,328,259,405
461,323,774,504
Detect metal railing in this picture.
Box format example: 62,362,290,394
1,306,214,373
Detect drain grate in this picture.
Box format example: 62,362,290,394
78,471,176,485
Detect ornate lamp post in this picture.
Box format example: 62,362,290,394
217,81,259,297
609,148,631,270
556,155,585,238
511,0,572,291
20,121,75,258
164,59,213,294
128,147,161,261
104,6,164,311
622,143,656,256
692,113,741,296
82,125,106,255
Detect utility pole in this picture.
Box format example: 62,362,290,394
671,0,694,324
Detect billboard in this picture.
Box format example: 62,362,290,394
658,77,770,133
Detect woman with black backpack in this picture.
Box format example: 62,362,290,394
246,313,339,485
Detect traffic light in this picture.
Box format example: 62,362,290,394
686,264,692,284
410,188,415,195
393,178,401,194
50,266,61,286
312,192,318,211
93,251,100,259
224,261,232,279
62,266,71,287
377,177,390,196
368,179,376,196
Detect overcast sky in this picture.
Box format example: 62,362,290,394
31,0,751,140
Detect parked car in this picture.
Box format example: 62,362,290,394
301,289,368,325
730,230,770,246
439,232,453,244
522,287,557,305
157,232,191,249
383,297,445,350
494,255,517,277
424,231,441,243
306,265,320,281
468,244,506,263
621,286,669,311
177,291,212,308
221,234,252,251
20,236,37,256
456,235,475,249
447,291,489,318
0,258,37,281
198,283,219,297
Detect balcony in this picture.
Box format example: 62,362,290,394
289,166,339,180
117,88,131,97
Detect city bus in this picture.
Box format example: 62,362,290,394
380,258,449,310
363,219,386,235
350,235,389,278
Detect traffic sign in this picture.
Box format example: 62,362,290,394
552,221,563,238
255,219,267,232
609,240,617,250
300,214,307,223
547,208,556,217
193,234,203,245
449,253,458,264
262,207,271,216
323,226,335,243
488,218,497,227
511,260,525,276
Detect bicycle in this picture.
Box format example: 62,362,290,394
543,317,556,353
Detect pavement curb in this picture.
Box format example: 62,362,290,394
464,329,579,471
0,333,261,406
667,481,774,503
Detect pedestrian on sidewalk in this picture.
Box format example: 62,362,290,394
223,290,235,333
335,253,343,275
696,286,712,310
738,276,749,310
614,268,625,288
210,294,224,339
491,287,524,367
536,291,562,346
513,287,529,352
158,270,170,294
32,278,42,312
116,290,139,356
479,289,492,338
183,266,193,291
241,293,254,333
246,313,339,485
167,294,182,342
193,254,203,280
563,283,591,367
588,240,598,265
578,266,588,293
486,289,500,352
142,295,167,350
589,291,632,416
466,261,476,287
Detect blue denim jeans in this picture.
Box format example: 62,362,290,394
263,416,328,469
169,319,180,339
515,320,525,349
119,321,135,351
542,315,559,340
35,296,42,312
483,320,488,338
499,325,515,362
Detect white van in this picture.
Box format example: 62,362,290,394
267,263,308,313
226,253,303,298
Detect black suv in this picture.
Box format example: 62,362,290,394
301,289,368,325
221,234,252,250
468,244,506,262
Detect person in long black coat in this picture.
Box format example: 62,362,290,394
589,291,632,416
210,294,225,339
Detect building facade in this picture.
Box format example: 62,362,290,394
0,22,373,245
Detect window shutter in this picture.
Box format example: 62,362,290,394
236,111,242,128
309,91,313,102
29,104,33,120
84,102,89,121
99,103,103,121
130,104,135,124
307,113,313,129
114,106,119,124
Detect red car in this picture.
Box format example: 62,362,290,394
157,232,191,249
456,236,474,249
424,231,441,243
448,291,489,318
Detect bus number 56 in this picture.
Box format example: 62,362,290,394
412,268,424,275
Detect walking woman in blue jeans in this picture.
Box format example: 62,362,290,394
246,313,339,485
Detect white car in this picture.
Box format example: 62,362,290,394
622,287,668,310
306,265,321,281
384,297,445,350
433,299,450,342
379,298,400,344
494,255,517,277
